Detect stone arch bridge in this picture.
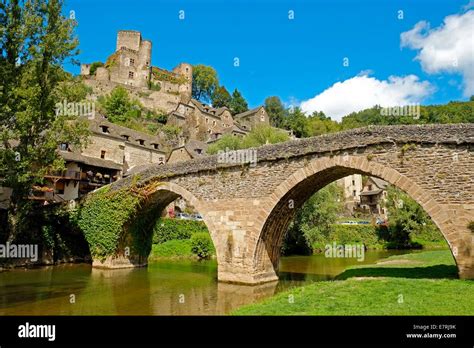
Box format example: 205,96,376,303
80,124,474,284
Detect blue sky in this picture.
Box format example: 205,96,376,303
65,0,473,120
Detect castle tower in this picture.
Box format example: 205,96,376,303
116,30,142,52
173,63,193,103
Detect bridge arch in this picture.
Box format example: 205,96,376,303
251,155,469,282
89,181,219,269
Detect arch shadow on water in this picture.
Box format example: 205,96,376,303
335,264,459,280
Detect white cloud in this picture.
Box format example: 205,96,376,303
300,73,433,121
401,10,474,96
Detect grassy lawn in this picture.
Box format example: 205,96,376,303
233,250,474,315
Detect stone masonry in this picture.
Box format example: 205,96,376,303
91,124,474,284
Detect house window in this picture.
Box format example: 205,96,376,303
205,118,209,123
260,114,265,122
381,208,385,214
195,149,202,154
100,150,106,159
353,190,356,197
213,120,216,126
100,126,109,133
368,185,372,191
152,143,159,149
128,71,134,79
59,143,69,151
122,135,130,141
352,180,355,186
129,58,135,66
137,139,145,146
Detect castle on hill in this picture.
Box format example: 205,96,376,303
81,30,272,145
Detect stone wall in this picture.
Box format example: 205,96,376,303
95,124,474,283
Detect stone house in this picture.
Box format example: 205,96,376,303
233,106,269,130
167,140,208,164
358,177,389,218
337,174,363,214
26,116,167,203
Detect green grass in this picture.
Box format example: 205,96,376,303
233,250,474,315
149,240,194,259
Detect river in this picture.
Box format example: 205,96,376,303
0,250,416,315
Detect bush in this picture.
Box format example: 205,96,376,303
152,218,208,244
190,232,215,259
311,224,382,251
150,240,193,258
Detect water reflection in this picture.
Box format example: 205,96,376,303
0,250,417,315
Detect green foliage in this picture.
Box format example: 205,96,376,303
207,125,289,154
190,232,215,259
229,89,248,115
212,85,232,108
54,77,93,102
98,86,141,123
306,111,340,136
152,218,208,244
148,81,161,91
283,183,344,254
192,64,219,103
310,224,384,251
264,96,286,128
241,124,289,148
150,240,193,258
72,187,141,259
152,67,187,85
0,0,88,233
340,101,474,129
468,221,474,233
285,107,310,138
89,61,104,75
207,134,243,154
385,186,444,248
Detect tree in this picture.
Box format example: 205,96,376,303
384,186,443,248
0,0,89,234
229,89,248,115
191,64,219,103
206,134,243,154
286,107,310,138
306,111,340,136
241,124,289,148
207,125,289,154
282,183,343,254
99,86,141,123
89,61,103,75
211,85,232,108
264,96,287,128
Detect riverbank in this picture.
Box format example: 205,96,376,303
233,250,474,315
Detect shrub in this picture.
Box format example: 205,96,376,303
190,232,215,259
89,61,104,75
152,218,208,244
150,240,193,258
311,224,382,251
